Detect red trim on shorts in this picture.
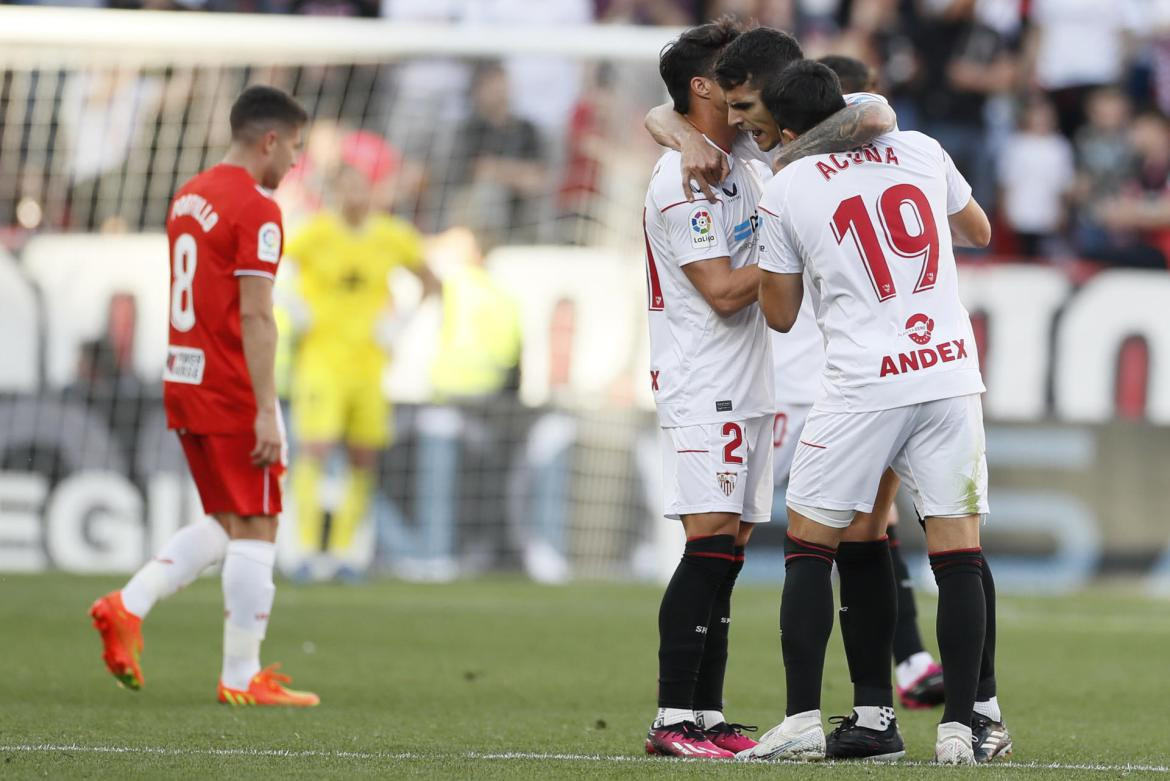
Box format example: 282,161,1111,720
799,440,827,449
786,532,837,554
932,547,983,556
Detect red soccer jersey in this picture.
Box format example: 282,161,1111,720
163,164,283,434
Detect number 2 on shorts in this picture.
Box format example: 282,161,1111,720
722,422,744,465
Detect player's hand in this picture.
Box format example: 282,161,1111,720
251,406,283,467
680,133,728,202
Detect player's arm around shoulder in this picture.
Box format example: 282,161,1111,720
645,101,728,203
773,97,897,172
683,257,760,318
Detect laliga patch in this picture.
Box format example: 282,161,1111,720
257,221,281,263
163,346,205,385
690,208,717,249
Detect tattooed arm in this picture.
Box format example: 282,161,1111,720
772,100,897,172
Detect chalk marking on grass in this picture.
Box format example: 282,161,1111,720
1,744,1167,773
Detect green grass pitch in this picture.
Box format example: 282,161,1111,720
1,574,1168,779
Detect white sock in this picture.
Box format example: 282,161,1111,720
784,709,822,729
974,696,1001,722
654,707,693,727
853,705,895,731
895,650,935,689
696,710,724,730
121,518,229,618
220,539,276,690
937,721,973,744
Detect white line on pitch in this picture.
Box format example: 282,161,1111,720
1,744,1167,773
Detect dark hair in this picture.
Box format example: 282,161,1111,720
658,19,742,114
713,27,803,92
762,60,846,135
817,55,873,94
229,85,308,142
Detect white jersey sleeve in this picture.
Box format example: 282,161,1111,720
659,194,732,266
942,146,973,214
757,188,804,275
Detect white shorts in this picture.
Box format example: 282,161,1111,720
787,394,989,527
661,415,774,524
771,403,812,491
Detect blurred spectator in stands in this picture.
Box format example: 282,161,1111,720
445,61,546,245
1073,87,1138,256
464,0,592,137
65,294,149,453
1090,111,1170,270
598,0,695,25
1027,0,1144,138
997,95,1074,258
61,70,162,230
430,227,522,401
558,63,616,244
907,0,1018,211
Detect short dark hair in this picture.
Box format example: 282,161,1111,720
762,60,846,135
229,85,308,142
713,27,803,92
817,55,873,94
658,19,742,114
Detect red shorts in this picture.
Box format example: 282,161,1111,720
178,431,284,517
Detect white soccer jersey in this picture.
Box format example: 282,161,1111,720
733,93,884,407
643,139,774,428
757,130,985,412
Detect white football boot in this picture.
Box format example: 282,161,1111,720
934,721,976,765
735,711,825,761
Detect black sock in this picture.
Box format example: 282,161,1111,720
888,525,927,664
657,534,735,709
976,552,997,702
930,548,986,726
837,537,896,707
693,545,745,713
780,533,836,716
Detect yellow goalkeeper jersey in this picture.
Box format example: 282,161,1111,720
285,211,424,356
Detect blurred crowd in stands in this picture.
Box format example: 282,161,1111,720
4,0,1170,269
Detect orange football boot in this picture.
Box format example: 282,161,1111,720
89,591,144,690
218,664,320,707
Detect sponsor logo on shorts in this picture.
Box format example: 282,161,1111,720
257,221,281,263
690,208,716,248
163,345,205,385
716,471,737,496
903,312,935,345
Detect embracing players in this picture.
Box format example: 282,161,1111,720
90,86,318,707
748,61,1007,764
641,20,774,758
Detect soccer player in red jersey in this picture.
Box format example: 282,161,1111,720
90,86,318,706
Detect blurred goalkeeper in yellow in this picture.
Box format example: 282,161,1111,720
284,135,437,569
